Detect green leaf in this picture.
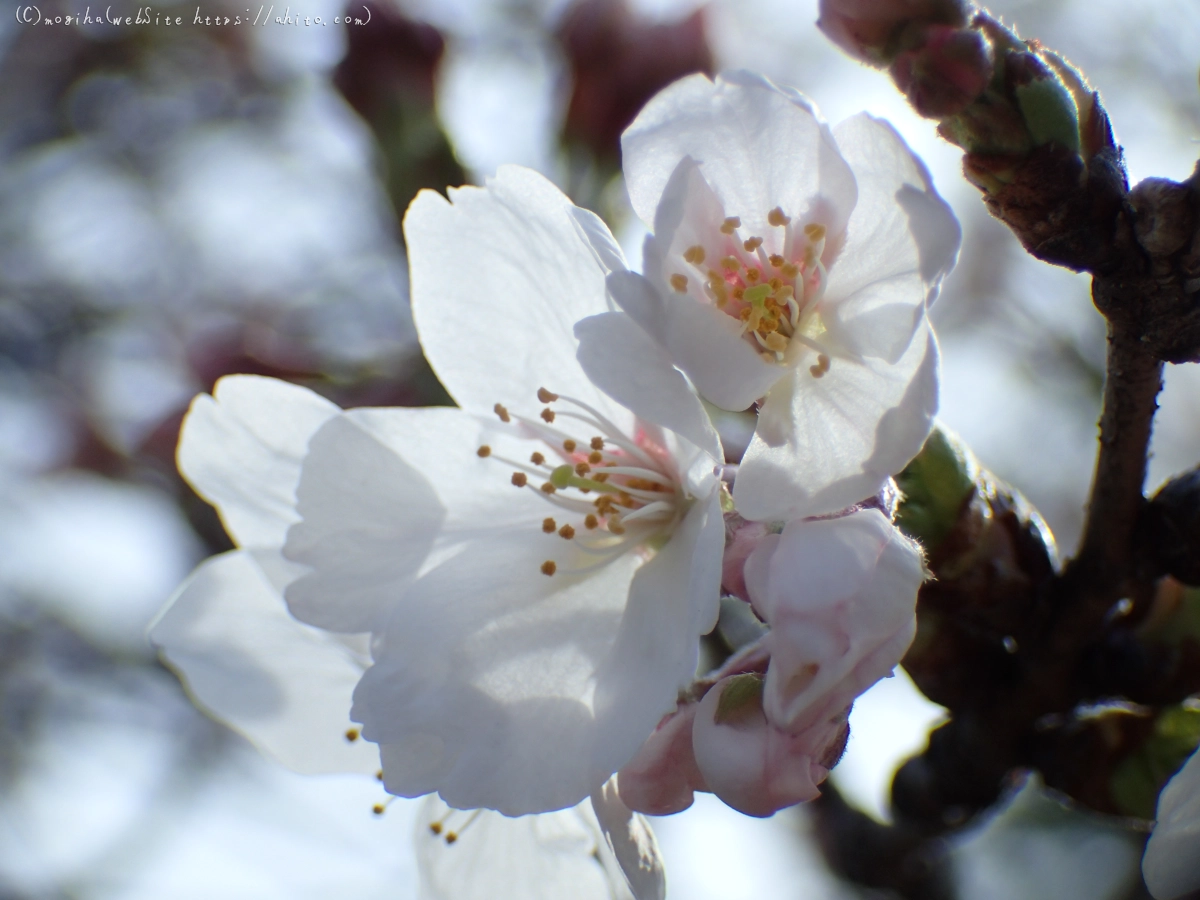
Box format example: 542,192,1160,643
714,673,765,727
1015,76,1080,152
1111,704,1200,819
895,426,978,552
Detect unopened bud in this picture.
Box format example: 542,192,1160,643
1143,467,1200,586
1008,50,1080,153
817,0,973,68
889,24,993,118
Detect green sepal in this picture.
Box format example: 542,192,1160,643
1111,703,1200,819
714,672,765,727
1015,75,1080,152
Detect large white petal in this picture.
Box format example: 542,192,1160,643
177,375,338,550
734,322,939,521
1143,748,1200,900
414,796,620,900
356,489,721,815
574,310,722,462
283,406,553,633
621,71,856,245
404,165,629,428
149,550,379,776
822,114,959,362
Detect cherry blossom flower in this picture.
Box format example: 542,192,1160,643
1143,747,1200,900
151,375,667,899
613,71,960,520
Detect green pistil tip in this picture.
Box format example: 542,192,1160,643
550,463,616,494
744,284,772,306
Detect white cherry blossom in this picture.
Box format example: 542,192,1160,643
1143,747,1200,900
614,71,960,520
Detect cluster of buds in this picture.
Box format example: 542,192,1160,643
818,0,1124,272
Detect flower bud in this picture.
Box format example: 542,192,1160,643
721,512,773,603
1143,467,1200,586
817,0,973,68
691,673,848,818
889,24,993,118
616,703,707,816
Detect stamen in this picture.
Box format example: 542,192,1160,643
745,268,761,284
543,517,557,533
743,236,763,252
537,387,558,403
584,514,599,529
809,353,831,379
764,333,789,352
721,256,741,271
541,408,556,423
588,450,603,464
804,223,826,241
575,462,591,475
493,403,510,423
768,207,791,226
511,472,528,487
619,500,676,524
720,216,741,234
476,445,491,458
345,728,360,742
531,451,545,465
769,254,785,268
670,274,689,293
563,439,577,452
683,245,706,265
540,482,557,494
590,437,604,450
541,560,557,576
558,524,576,539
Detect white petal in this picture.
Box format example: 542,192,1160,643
1144,749,1200,900
414,796,616,900
574,311,722,462
591,779,666,900
284,406,550,633
149,550,379,776
622,71,856,244
734,322,939,521
826,114,960,315
357,488,722,815
404,165,629,427
177,375,338,549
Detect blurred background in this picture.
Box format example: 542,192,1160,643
0,0,1197,897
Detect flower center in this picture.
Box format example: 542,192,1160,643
670,207,832,374
479,389,687,577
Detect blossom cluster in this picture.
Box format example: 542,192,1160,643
151,72,961,898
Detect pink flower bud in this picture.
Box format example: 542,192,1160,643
889,24,994,118
617,703,707,816
742,510,925,734
722,513,773,603
817,0,973,68
691,673,849,818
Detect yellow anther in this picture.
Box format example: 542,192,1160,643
537,387,558,403
765,333,789,352
588,450,603,464
683,245,706,264
541,408,555,423
476,445,491,458
732,285,745,300
608,518,626,535
375,770,383,781
541,560,557,576
543,517,557,533
584,514,599,530
720,216,741,234
804,223,826,241
540,482,557,494
721,256,741,272
743,236,763,252
445,833,459,844
345,728,360,742
769,277,783,291
558,524,576,539
429,822,443,834
575,462,591,475
373,804,386,816
563,439,577,452
590,437,604,450
745,268,761,284
494,403,510,423
781,262,800,279
670,273,689,293
761,351,775,363
768,207,791,226
809,353,831,378
593,472,609,483
776,284,794,299
769,254,785,268
512,472,528,487
530,451,545,465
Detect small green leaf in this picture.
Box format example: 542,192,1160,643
895,426,978,552
1111,704,1200,819
714,673,765,727
1015,76,1080,152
